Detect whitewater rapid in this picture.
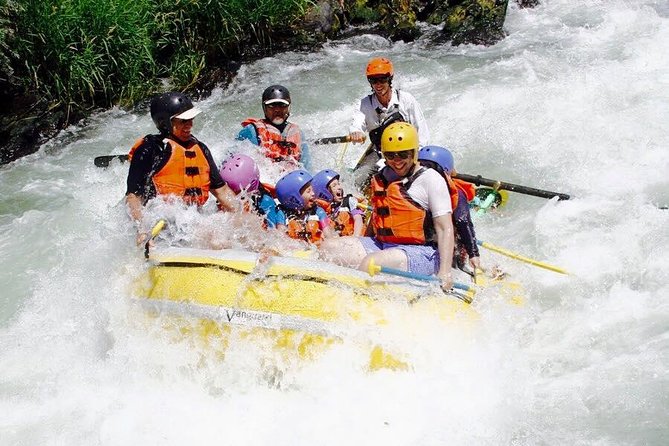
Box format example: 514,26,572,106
1,1,668,444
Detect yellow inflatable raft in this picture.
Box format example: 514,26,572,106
132,247,484,371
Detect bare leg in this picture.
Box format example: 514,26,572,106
358,248,408,273
319,236,368,268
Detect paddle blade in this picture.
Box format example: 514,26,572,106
94,154,129,167
150,220,167,239
473,187,506,211
312,135,350,145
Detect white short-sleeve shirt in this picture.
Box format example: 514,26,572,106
349,89,430,147
382,167,452,217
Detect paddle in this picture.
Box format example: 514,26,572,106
477,240,568,275
144,219,167,259
93,136,351,168
367,258,475,297
312,135,350,145
453,172,570,201
94,154,129,167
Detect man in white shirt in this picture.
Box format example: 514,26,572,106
348,57,430,186
321,122,454,291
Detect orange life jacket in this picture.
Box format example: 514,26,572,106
127,137,145,160
151,138,211,206
315,197,365,237
284,208,323,245
241,118,302,163
370,167,435,245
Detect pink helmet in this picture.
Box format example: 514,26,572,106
219,154,260,194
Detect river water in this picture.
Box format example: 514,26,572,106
1,0,668,444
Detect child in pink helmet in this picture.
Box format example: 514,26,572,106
219,153,281,228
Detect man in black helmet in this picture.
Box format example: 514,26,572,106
126,91,236,242
237,84,311,170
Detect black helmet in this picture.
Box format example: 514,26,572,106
150,92,201,134
262,85,291,106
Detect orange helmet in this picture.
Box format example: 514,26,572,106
366,57,394,78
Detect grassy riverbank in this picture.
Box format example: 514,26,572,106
3,0,313,115
0,0,513,164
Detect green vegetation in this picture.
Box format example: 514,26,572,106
0,0,514,164
4,0,314,119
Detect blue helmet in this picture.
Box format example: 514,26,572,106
418,145,454,175
276,169,313,210
311,169,340,201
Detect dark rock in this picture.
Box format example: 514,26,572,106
429,0,509,46
379,0,421,42
0,99,59,165
516,0,539,8
303,0,344,37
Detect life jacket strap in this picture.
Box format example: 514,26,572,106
185,166,200,176
184,187,203,197
376,206,390,217
377,228,394,236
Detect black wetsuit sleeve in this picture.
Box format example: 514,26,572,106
453,191,480,258
126,135,166,201
198,141,225,190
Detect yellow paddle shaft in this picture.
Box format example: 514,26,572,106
150,220,166,238
479,241,568,275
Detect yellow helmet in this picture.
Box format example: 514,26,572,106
380,122,419,160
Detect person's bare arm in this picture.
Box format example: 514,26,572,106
433,214,455,290
125,193,144,223
352,213,365,236
211,184,238,212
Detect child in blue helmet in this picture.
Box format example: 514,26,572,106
312,169,367,237
275,170,331,245
417,146,481,271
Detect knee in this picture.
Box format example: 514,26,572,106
358,254,372,273
318,237,340,259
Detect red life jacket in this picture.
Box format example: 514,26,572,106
241,118,302,163
370,167,435,245
453,178,476,202
439,175,477,211
151,138,211,206
260,182,277,198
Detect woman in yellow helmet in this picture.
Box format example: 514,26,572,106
321,122,454,291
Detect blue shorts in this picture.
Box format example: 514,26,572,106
359,237,441,276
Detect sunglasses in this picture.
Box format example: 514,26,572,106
368,77,390,85
383,150,413,160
